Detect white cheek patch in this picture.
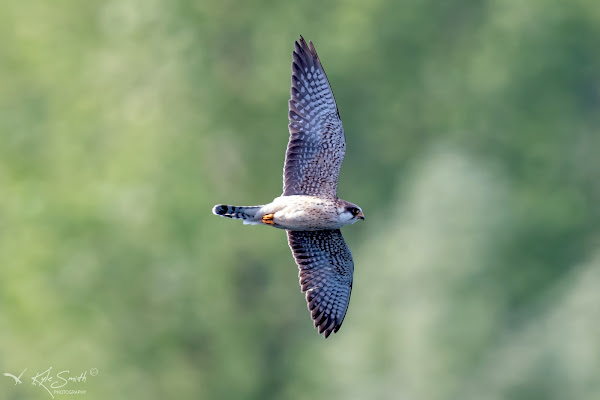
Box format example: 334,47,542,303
339,212,353,222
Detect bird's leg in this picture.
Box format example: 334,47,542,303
262,213,275,225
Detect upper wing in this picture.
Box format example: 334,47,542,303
283,36,346,198
287,229,354,338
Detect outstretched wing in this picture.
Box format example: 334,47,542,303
283,36,346,198
287,229,354,338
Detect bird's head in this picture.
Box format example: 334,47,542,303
337,200,365,225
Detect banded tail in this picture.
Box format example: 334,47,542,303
212,204,263,224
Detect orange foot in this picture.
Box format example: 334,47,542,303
262,213,275,225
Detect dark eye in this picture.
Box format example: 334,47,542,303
349,208,359,216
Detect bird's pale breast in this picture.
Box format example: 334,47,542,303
260,195,342,230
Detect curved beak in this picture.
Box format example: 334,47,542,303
357,212,365,220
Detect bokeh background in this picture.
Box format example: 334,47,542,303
2,0,600,399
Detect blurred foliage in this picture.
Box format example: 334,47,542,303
1,0,599,399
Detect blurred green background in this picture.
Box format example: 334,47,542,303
2,0,600,399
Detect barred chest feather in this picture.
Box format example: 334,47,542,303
259,195,345,230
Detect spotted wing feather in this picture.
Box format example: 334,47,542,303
283,36,345,198
287,229,353,338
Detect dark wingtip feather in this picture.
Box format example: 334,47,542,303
294,35,320,65
322,319,336,338
298,35,307,49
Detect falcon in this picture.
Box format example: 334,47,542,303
212,36,364,338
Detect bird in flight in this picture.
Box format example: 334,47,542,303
213,36,364,338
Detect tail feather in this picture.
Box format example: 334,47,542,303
212,204,262,222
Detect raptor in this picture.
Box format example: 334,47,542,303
213,36,364,338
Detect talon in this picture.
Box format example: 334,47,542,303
262,213,275,225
